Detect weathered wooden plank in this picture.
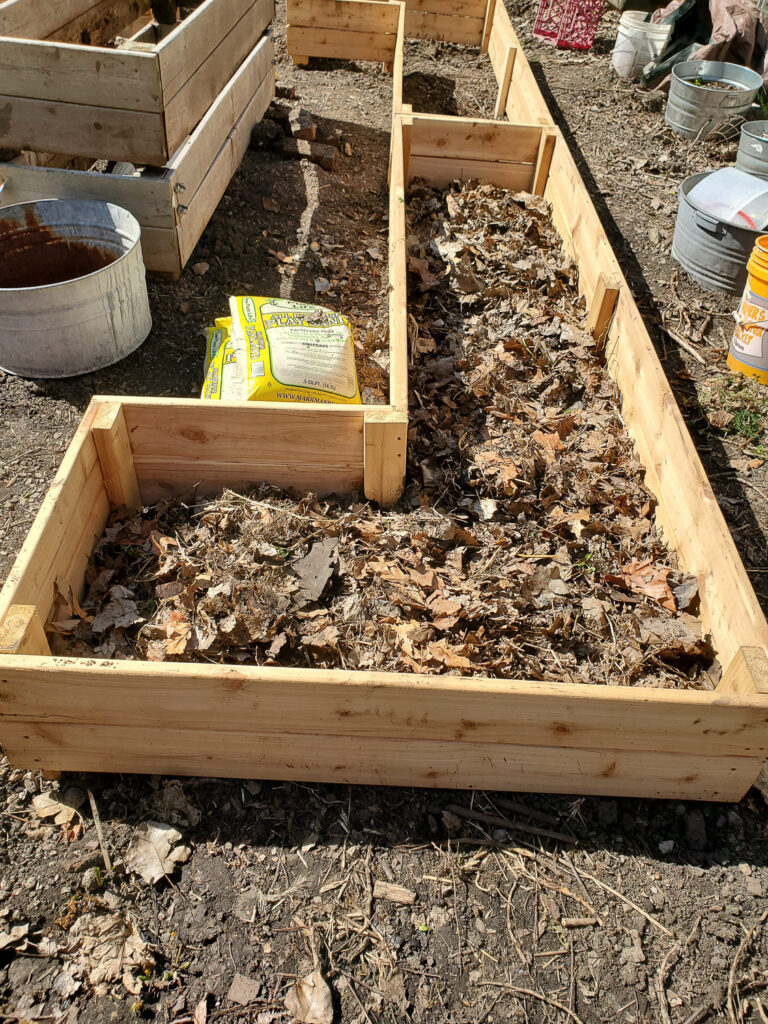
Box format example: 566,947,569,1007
0,0,97,38
0,38,162,110
286,24,397,62
157,0,264,103
0,94,168,164
289,0,401,31
410,115,540,165
2,658,768,757
170,33,273,197
137,226,181,274
176,67,274,265
2,721,761,801
0,160,176,230
409,153,534,190
162,0,273,157
46,0,153,45
404,9,483,44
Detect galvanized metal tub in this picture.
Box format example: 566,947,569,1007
736,120,768,178
671,171,762,294
0,199,151,378
665,60,763,140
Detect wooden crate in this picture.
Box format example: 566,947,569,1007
0,33,275,275
286,0,487,58
0,0,273,164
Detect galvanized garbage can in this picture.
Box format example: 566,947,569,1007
671,171,765,294
736,121,768,178
665,60,763,140
0,199,152,378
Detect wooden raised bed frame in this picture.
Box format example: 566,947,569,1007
0,33,275,275
1,1,767,801
0,0,273,165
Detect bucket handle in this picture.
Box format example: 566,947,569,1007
694,210,724,236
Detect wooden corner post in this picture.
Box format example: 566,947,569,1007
493,45,516,119
364,410,407,506
717,647,768,695
0,605,50,656
532,129,556,196
92,401,143,512
587,272,621,351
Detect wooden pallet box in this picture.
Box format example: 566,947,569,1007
0,0,274,164
0,32,275,275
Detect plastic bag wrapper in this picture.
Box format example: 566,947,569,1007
202,297,361,404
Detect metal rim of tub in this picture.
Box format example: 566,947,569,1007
666,60,764,140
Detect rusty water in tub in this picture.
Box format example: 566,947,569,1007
0,206,117,288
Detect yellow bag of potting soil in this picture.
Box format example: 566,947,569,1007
201,297,360,404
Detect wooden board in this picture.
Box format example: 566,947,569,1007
119,399,366,501
286,24,398,62
0,160,176,230
404,9,483,43
0,0,108,38
410,115,540,164
176,66,275,265
161,0,273,156
0,37,162,109
409,154,534,190
46,0,153,45
0,92,168,164
171,33,274,203
1,721,760,801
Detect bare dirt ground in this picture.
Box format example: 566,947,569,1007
2,3,768,1023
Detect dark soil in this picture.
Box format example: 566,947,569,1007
2,2,768,1023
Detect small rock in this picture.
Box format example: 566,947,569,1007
179,300,190,314
227,972,261,1005
746,877,763,898
192,261,210,277
658,839,675,854
289,106,316,141
81,867,102,894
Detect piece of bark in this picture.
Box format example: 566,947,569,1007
275,83,296,100
373,880,416,905
289,107,316,141
281,138,337,172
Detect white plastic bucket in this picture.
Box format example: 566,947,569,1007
0,199,151,378
611,10,672,80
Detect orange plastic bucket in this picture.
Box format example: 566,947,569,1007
730,234,768,384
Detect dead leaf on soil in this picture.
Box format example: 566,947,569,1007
91,585,144,633
124,821,191,885
284,967,334,1024
68,911,153,991
33,788,85,826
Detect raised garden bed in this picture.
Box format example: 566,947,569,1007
0,1,766,800
0,33,275,275
0,0,274,164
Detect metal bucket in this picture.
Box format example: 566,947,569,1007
665,60,763,140
0,199,151,378
736,120,768,178
671,171,762,294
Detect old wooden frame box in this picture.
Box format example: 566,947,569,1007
0,32,275,275
0,0,274,165
1,0,767,801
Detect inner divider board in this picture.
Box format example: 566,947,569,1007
0,0,272,164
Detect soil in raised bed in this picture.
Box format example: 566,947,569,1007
53,183,717,689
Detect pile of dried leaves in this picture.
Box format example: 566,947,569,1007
53,181,716,687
